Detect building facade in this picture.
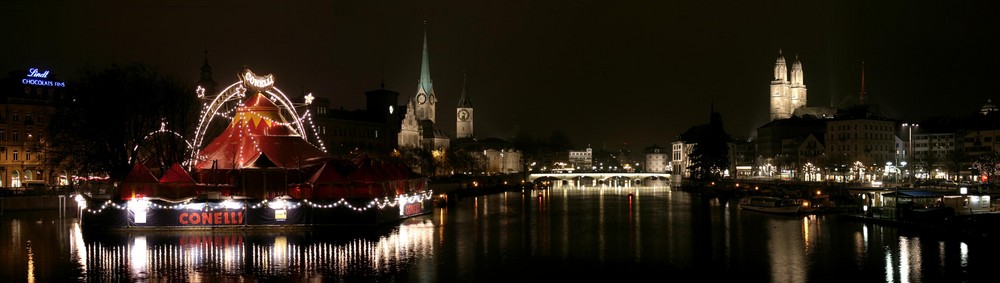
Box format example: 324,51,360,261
671,141,693,183
0,68,71,188
483,148,522,174
824,117,897,181
568,147,593,170
644,144,668,173
307,87,402,158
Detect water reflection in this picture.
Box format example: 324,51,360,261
26,240,34,283
74,217,434,281
1,186,992,281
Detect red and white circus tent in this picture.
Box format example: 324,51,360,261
194,92,329,171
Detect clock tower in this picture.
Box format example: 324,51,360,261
414,21,437,122
456,72,474,139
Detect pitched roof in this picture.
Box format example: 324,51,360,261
123,162,159,184
306,159,351,184
159,163,196,183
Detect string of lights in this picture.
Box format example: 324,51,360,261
78,190,433,214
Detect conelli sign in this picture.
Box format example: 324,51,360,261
22,68,66,87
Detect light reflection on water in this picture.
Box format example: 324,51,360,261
73,217,434,281
0,186,992,281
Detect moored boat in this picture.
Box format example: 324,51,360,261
738,196,801,215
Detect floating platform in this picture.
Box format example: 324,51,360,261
77,192,434,229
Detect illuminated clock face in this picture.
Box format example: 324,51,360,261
417,94,427,104
458,109,470,121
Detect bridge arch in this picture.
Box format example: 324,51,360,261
528,173,671,186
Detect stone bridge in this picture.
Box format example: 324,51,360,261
527,172,671,185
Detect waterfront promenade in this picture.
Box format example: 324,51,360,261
679,178,1000,240
0,193,78,213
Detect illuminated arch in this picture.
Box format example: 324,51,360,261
188,68,325,166
131,120,196,165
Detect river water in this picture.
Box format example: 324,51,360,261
0,185,991,282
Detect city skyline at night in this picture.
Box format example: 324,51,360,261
2,0,998,150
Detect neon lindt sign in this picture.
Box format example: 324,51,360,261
27,68,49,78
22,67,65,87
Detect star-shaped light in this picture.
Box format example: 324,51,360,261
196,86,205,98
305,93,315,105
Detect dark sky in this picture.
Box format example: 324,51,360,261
2,0,998,151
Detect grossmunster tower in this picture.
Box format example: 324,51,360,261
769,49,808,120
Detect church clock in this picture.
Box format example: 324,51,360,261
417,93,427,104
458,109,470,121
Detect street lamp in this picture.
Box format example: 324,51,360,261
902,123,919,185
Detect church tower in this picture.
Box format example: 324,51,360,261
399,20,450,151
414,21,437,123
769,49,807,121
456,72,474,139
789,54,807,111
196,50,218,96
770,49,790,120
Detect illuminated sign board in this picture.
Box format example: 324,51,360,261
21,68,65,87
274,209,287,221
242,69,274,91
178,211,245,225
403,202,424,216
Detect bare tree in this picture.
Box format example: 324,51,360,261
46,63,197,180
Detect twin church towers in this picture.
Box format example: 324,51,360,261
769,49,808,121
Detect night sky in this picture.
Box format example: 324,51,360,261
2,0,998,151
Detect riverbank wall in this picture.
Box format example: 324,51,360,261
0,195,78,212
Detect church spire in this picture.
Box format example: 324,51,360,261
458,71,472,108
418,20,434,97
197,49,218,96
413,19,437,123
200,50,212,78
773,49,787,81
859,60,867,105
790,54,803,85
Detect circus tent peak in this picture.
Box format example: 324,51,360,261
123,162,159,184
159,163,196,183
120,162,159,200
306,160,352,184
